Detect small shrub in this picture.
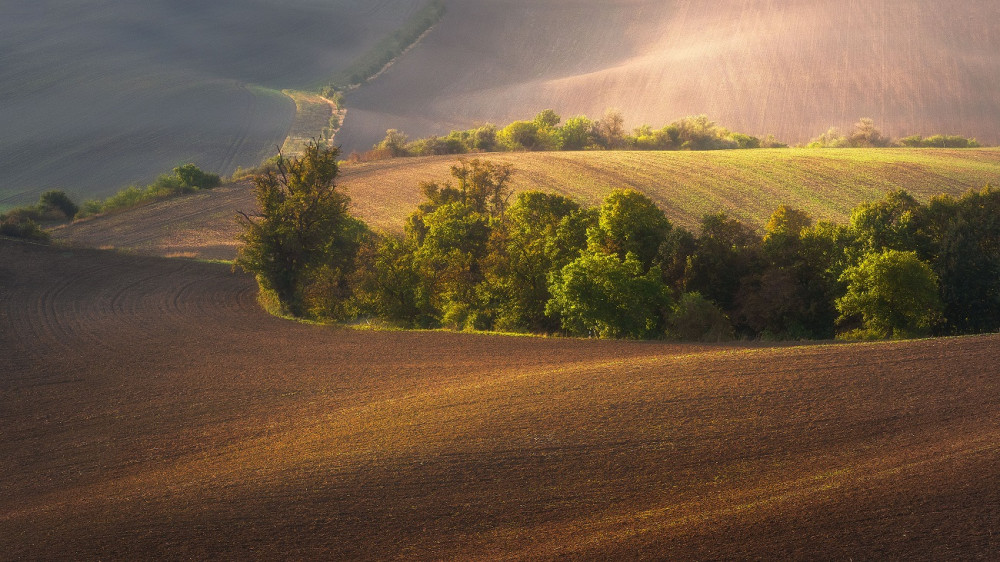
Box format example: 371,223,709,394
668,292,733,342
0,215,50,241
38,190,79,219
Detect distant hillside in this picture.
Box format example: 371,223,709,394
0,0,425,208
53,148,1000,260
336,0,1000,154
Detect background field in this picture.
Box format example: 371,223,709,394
0,0,424,208
336,0,1000,154
3,238,1000,558
52,148,1000,260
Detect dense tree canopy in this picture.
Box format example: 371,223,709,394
836,250,943,339
236,155,1000,341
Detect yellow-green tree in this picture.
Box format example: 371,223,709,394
836,250,942,339
236,142,366,318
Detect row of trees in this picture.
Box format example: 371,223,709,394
370,110,787,159
237,144,1000,341
808,118,981,148
319,0,445,95
368,114,984,160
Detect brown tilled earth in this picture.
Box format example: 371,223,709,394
3,238,1000,559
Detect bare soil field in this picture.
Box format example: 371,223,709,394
52,148,1000,260
336,0,1000,154
3,238,1000,558
0,0,424,207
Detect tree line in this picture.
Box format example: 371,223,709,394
358,112,984,161
808,118,980,148
319,0,445,97
355,110,788,161
237,143,1000,341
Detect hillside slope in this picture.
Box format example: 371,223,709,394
3,239,1000,558
52,148,1000,260
337,0,1000,153
0,0,424,207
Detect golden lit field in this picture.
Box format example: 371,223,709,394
336,0,1000,153
53,148,1000,260
3,239,1000,558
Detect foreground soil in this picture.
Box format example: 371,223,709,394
3,238,1000,559
52,148,1000,261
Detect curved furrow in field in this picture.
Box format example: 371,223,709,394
0,241,258,375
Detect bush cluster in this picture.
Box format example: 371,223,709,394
808,118,981,148
0,190,80,241
78,164,220,218
357,110,786,160
240,146,1000,341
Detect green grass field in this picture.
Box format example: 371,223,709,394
343,148,1000,232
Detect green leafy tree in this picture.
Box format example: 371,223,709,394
449,159,515,217
236,142,365,318
588,189,672,269
807,127,849,148
411,201,491,328
739,206,840,338
350,234,424,325
546,251,669,339
471,124,499,151
836,250,942,339
545,207,599,272
848,189,923,257
918,187,1000,333
482,191,580,331
38,190,79,219
533,109,561,128
377,129,410,156
559,116,594,150
684,213,764,315
656,226,698,292
174,164,221,190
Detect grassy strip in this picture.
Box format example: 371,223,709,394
320,0,444,95
279,90,343,157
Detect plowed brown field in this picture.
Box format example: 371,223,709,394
336,0,1000,154
52,148,1000,260
3,238,1000,558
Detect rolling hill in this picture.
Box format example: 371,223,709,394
0,0,425,208
52,148,1000,260
3,238,1000,558
335,0,1000,154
